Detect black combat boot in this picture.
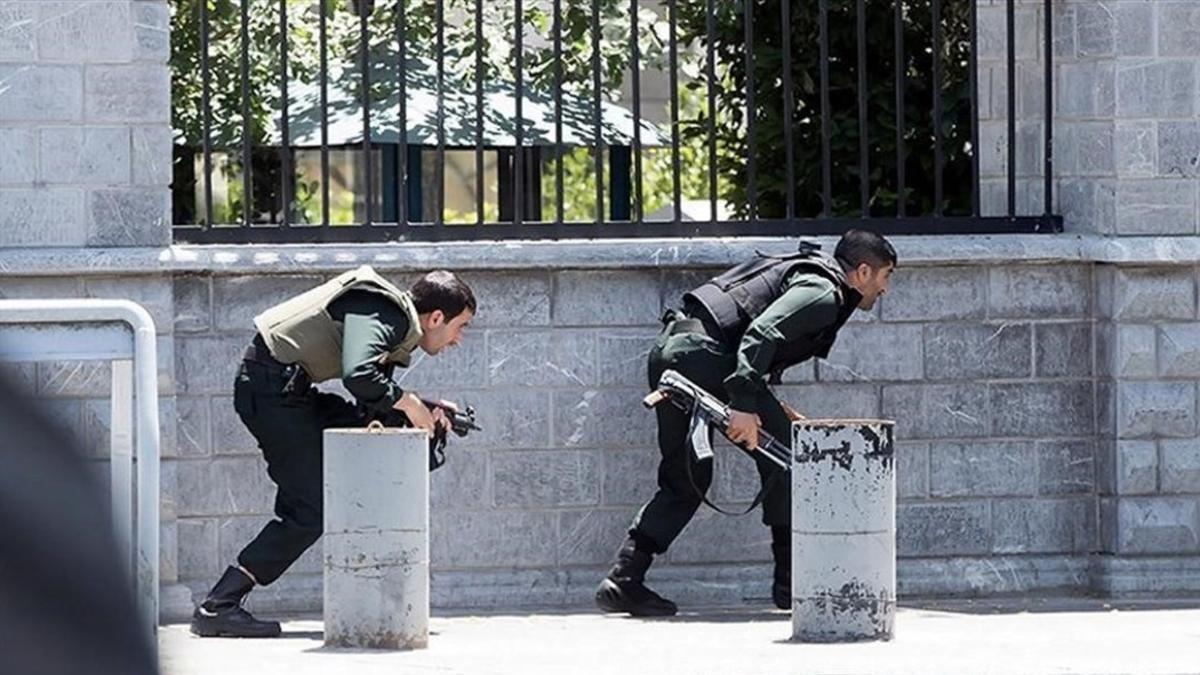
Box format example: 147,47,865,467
190,566,282,638
594,534,678,617
771,526,791,610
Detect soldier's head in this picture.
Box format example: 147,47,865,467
834,229,897,311
411,270,476,355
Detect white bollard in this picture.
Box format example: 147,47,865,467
323,427,429,650
791,419,896,642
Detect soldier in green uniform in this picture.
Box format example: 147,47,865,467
595,230,896,616
190,267,475,638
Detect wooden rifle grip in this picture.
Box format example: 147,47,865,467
642,390,669,408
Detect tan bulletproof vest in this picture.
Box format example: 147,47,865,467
253,265,423,382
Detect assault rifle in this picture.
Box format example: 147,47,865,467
365,398,481,471
642,369,790,471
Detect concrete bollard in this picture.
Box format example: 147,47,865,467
323,427,429,650
791,419,896,643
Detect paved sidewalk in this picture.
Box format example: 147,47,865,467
160,598,1200,675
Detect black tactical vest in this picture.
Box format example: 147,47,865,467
682,241,856,377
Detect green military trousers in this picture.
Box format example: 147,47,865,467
628,320,792,554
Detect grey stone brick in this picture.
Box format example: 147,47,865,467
1117,496,1200,554
173,275,210,333
1095,322,1113,378
881,383,989,440
1158,123,1200,180
80,395,177,459
778,360,816,384
879,267,987,322
1117,440,1158,495
1116,179,1198,236
1058,178,1116,235
977,5,1038,60
1161,439,1200,493
0,362,36,393
493,450,600,508
219,515,321,575
177,517,218,581
87,188,169,246
710,437,763,504
1159,324,1200,378
1117,381,1196,439
553,270,660,327
1058,61,1115,119
990,382,1094,438
132,1,170,62
209,396,258,455
84,64,169,123
601,448,659,506
597,329,658,387
175,396,210,458
553,388,657,449
1114,324,1156,378
897,502,991,556
817,323,923,382
176,457,273,517
0,128,35,183
1075,1,1115,57
0,3,35,61
36,2,132,63
1052,4,1076,58
989,265,1090,319
773,383,880,421
1038,440,1095,496
930,441,1037,498
993,498,1094,554
1100,497,1118,553
176,334,250,395
0,65,81,121
1115,2,1154,57
1115,122,1156,179
487,330,596,387
669,508,771,563
1073,122,1114,178
38,359,110,397
660,269,714,312
1115,61,1195,119
1097,380,1117,439
132,126,172,185
1158,3,1200,56
896,441,929,499
558,509,630,566
0,188,86,246
84,276,173,335
457,388,551,450
1035,323,1092,378
1113,268,1195,321
211,275,323,331
430,448,489,510
924,322,1031,380
431,510,557,568
467,271,551,327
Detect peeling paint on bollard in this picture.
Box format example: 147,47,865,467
792,419,896,643
324,427,429,650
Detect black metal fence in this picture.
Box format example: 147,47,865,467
171,0,1061,243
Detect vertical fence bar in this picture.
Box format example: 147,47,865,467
200,0,214,227
668,0,681,225
631,0,643,223
744,0,757,221
360,5,374,226
969,0,980,217
279,0,291,226
857,0,869,217
514,0,524,226
436,0,445,227
818,0,831,217
474,0,484,226
240,0,252,226
554,0,564,225
592,0,604,224
894,0,905,218
1006,0,1016,217
320,0,331,227
397,0,408,227
932,0,943,216
782,0,795,223
705,0,717,223
1043,0,1053,219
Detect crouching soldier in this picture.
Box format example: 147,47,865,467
191,267,476,637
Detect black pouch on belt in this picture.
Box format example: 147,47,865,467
279,365,313,404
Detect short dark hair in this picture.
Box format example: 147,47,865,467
834,229,898,270
410,270,476,319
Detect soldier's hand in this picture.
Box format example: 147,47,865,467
430,406,450,433
726,409,762,450
395,393,437,437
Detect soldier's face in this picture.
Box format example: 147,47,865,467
420,309,473,355
853,263,894,311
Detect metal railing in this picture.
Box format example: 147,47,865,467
171,0,1061,243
